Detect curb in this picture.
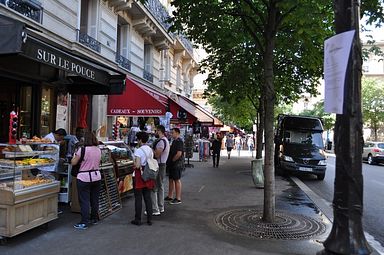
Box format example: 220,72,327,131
291,176,383,255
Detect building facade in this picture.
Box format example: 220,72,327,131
0,0,197,140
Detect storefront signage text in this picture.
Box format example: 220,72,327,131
110,109,163,115
36,49,96,80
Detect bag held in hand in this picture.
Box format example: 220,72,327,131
140,147,159,181
71,147,85,177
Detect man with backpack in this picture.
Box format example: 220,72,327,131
151,125,170,215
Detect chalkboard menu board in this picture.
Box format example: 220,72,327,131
99,164,122,219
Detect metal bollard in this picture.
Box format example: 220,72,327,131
251,159,264,188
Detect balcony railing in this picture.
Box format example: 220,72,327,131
143,70,154,82
144,0,172,34
178,35,194,56
1,0,43,23
116,54,131,71
78,31,101,53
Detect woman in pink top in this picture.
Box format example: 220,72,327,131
71,131,101,230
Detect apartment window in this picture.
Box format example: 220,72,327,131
165,54,171,81
79,0,100,52
143,44,153,82
1,0,43,23
176,66,182,88
116,21,131,70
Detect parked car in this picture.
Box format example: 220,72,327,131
362,141,384,165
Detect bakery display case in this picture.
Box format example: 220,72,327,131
103,141,134,196
0,143,60,240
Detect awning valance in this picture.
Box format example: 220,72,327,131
107,78,167,116
0,13,125,95
169,94,213,125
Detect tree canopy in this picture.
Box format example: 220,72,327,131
362,77,384,140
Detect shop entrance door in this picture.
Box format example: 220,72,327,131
0,84,17,143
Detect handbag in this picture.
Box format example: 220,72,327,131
139,147,159,181
71,147,85,177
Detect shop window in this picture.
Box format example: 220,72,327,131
40,87,54,137
19,87,32,138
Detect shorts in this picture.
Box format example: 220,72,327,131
227,147,233,152
168,166,182,180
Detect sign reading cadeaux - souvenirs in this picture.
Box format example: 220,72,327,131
324,30,355,114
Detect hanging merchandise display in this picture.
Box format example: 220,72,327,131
9,110,18,144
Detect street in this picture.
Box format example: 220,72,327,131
298,155,384,251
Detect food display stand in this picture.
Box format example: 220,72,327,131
0,143,60,242
103,141,134,197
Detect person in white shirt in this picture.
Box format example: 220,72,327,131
131,132,155,226
38,128,67,174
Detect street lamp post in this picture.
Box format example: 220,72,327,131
318,0,371,254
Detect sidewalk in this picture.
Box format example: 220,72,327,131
1,153,333,255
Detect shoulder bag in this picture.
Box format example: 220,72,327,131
71,147,85,177
139,147,159,181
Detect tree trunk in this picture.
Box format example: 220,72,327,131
320,0,370,254
374,122,378,141
256,96,264,159
262,3,277,222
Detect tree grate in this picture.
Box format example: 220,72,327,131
214,208,326,240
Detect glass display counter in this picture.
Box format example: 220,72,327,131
0,143,60,240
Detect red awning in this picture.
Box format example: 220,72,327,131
194,104,224,127
138,82,169,106
169,99,197,125
169,94,213,125
107,78,167,116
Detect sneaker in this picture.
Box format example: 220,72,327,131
170,198,182,205
90,219,98,225
164,196,173,203
74,223,88,230
130,220,142,226
144,211,161,216
160,209,165,213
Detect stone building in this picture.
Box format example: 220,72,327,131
0,0,197,140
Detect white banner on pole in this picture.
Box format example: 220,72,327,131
324,30,355,114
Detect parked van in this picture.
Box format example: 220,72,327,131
274,115,327,180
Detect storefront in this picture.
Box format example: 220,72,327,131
0,14,125,142
107,77,169,141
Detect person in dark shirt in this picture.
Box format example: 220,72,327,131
165,128,184,205
211,133,222,168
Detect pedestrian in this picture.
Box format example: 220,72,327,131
210,133,222,168
131,131,155,226
71,131,101,230
151,125,170,215
165,128,184,205
38,128,67,175
247,136,254,152
226,135,234,159
235,134,242,157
